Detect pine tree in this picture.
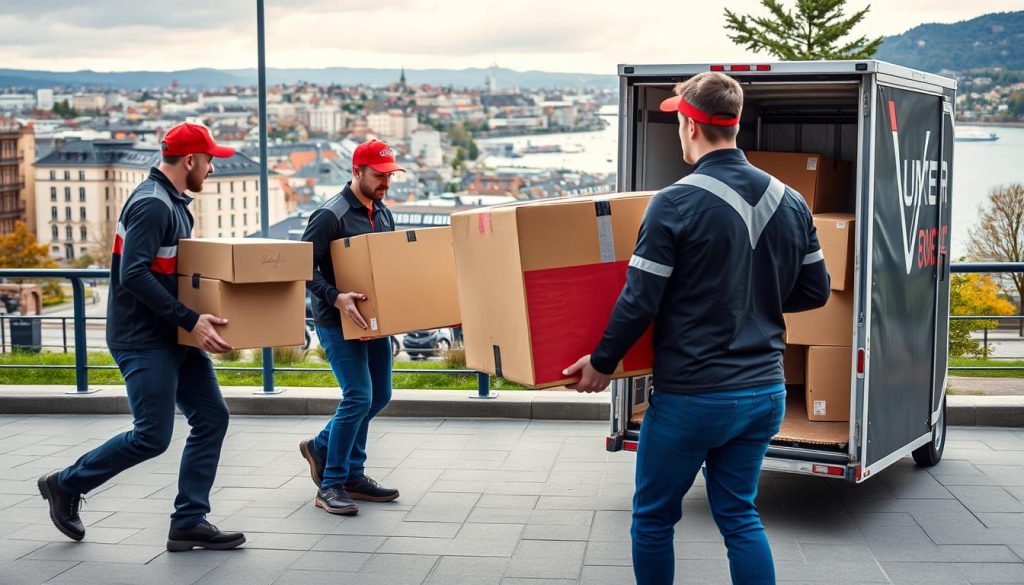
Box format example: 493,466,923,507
724,0,883,61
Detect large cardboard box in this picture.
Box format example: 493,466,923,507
784,290,853,347
178,238,313,283
806,346,853,421
784,344,806,385
330,227,460,340
177,277,306,350
814,213,855,291
452,192,655,388
746,151,852,213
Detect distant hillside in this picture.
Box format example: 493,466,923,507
0,67,616,91
877,11,1024,72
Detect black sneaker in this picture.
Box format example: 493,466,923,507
345,476,399,502
298,439,325,488
167,520,246,552
37,471,85,541
315,486,359,515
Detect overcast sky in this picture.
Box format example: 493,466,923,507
0,0,1019,74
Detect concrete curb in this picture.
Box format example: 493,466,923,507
0,386,611,421
0,386,1020,426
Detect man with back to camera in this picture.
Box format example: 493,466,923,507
38,123,247,552
298,139,404,515
563,72,831,584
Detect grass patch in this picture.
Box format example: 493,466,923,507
0,351,525,390
949,357,1024,378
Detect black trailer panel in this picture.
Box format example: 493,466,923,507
865,86,948,467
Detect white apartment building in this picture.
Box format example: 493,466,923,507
36,89,54,111
304,104,348,136
366,109,418,142
410,128,443,167
34,139,287,263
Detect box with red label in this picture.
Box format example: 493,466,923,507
451,192,655,388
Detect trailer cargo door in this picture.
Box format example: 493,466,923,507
865,85,944,468
931,100,954,422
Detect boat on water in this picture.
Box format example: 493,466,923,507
955,128,999,142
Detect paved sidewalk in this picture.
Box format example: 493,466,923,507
1,415,1023,584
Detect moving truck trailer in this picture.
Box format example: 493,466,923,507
605,61,955,483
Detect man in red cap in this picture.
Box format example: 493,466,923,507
299,139,406,515
563,72,830,584
38,122,246,552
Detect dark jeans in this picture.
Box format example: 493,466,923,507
313,324,393,488
632,384,786,585
58,346,229,530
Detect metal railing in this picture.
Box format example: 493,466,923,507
949,262,1024,372
0,268,493,397
6,264,1023,393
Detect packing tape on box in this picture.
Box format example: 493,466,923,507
191,273,201,289
478,213,492,235
594,199,615,263
406,230,417,242
492,345,503,378
344,238,351,248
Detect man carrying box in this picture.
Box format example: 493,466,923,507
564,73,830,584
299,139,404,515
38,123,246,552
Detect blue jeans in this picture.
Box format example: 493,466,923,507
313,324,392,488
58,346,229,529
632,384,786,585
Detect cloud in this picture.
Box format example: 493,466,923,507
0,0,1017,74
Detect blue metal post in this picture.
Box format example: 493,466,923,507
470,371,497,399
70,277,89,394
256,0,278,395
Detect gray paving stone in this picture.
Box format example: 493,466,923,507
3,415,1024,584
42,560,215,585
0,559,78,585
24,541,165,564
505,539,586,580
311,534,386,553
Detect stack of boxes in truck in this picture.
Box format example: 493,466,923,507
330,227,461,341
176,238,313,350
450,193,655,388
747,151,856,424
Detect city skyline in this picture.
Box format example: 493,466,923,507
0,0,1020,75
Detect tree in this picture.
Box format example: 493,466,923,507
0,222,55,268
52,99,80,119
949,273,1016,358
968,183,1024,335
724,0,883,60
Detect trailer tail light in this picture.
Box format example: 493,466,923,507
710,64,771,72
857,348,865,378
812,464,846,477
624,440,639,452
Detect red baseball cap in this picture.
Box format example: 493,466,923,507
659,95,740,127
160,123,236,158
352,139,405,173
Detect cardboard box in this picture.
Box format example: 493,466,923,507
806,346,853,421
178,238,313,283
784,344,806,385
452,192,655,388
330,227,460,340
177,276,306,350
814,213,855,291
784,290,853,347
746,151,852,213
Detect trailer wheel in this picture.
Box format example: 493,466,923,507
912,396,946,467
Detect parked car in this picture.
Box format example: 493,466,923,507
403,328,454,360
